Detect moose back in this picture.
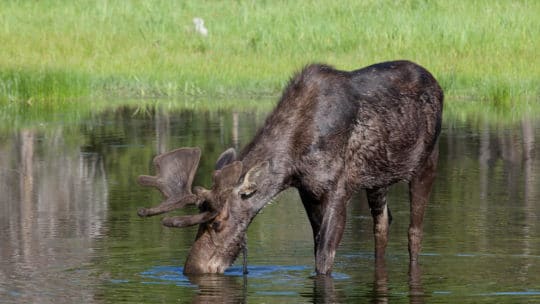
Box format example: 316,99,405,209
137,60,443,275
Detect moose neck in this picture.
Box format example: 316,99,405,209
240,149,290,214
236,102,302,214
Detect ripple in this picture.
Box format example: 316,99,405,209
479,290,540,296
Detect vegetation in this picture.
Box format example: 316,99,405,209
1,0,538,108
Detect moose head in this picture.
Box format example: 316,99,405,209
137,147,269,274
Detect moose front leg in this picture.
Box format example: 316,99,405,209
299,188,346,275
299,188,349,275
299,189,323,257
366,187,392,260
304,188,350,275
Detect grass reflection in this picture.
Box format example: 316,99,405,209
1,96,539,134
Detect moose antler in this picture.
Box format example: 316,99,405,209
137,147,202,217
161,161,244,228
138,147,245,229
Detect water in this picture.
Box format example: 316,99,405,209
1,105,539,303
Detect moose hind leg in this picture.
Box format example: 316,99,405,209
408,146,438,263
366,187,390,260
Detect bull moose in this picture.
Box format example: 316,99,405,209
137,60,443,275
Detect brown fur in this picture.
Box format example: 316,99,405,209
139,60,443,275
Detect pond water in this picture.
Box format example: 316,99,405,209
0,104,539,303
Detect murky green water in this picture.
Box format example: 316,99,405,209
1,104,539,303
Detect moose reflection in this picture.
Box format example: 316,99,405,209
138,60,443,275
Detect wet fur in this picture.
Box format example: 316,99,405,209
240,60,442,273
186,60,443,275
241,61,442,190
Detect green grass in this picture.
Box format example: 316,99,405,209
0,96,278,132
2,95,535,134
0,68,91,103
444,98,540,126
0,0,539,107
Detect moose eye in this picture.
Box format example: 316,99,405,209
199,200,212,210
211,220,222,232
240,192,253,200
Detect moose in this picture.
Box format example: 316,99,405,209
137,60,443,275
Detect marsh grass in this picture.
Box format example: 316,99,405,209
445,98,540,126
0,0,539,106
2,95,534,135
0,68,91,103
0,96,277,132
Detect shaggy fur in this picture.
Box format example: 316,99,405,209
141,60,443,275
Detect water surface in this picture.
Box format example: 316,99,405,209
0,104,539,303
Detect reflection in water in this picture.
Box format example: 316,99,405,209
141,265,248,303
0,106,539,303
408,262,424,304
368,260,425,304
521,118,537,284
155,106,170,154
189,274,247,304
372,259,389,304
0,128,108,303
311,275,341,304
306,260,424,304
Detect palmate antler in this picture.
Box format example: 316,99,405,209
137,147,242,228
137,147,209,224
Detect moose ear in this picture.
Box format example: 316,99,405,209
215,161,243,189
238,161,269,198
215,148,236,170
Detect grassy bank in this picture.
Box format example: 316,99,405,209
1,0,539,105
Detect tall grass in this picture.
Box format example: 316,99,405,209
0,68,90,103
0,0,539,105
0,96,277,132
